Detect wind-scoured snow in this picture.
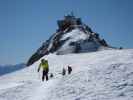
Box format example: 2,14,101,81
61,28,89,41
57,28,90,54
0,49,133,100
57,28,103,54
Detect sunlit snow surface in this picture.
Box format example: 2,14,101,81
0,49,133,100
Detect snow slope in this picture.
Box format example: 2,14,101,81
57,28,104,54
0,49,133,100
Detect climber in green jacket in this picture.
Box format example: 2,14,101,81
38,59,49,81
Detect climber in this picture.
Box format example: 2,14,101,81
62,67,66,76
38,59,49,81
68,65,72,74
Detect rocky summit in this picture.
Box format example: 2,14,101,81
27,14,110,66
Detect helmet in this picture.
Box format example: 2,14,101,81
41,59,45,62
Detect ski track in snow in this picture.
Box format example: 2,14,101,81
28,79,60,100
0,49,133,100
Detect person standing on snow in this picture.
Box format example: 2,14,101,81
62,67,66,76
38,59,49,81
68,65,72,74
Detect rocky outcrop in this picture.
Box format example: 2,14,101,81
27,14,109,66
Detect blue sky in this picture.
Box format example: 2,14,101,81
0,0,133,65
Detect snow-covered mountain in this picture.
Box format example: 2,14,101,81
0,63,26,76
0,49,133,100
27,14,110,66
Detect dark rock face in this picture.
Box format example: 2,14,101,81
57,15,82,32
27,14,109,66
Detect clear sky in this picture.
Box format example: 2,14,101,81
0,0,133,65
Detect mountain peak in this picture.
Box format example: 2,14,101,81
27,15,110,66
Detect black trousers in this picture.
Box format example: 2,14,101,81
42,70,48,81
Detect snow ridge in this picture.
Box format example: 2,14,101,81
0,49,133,100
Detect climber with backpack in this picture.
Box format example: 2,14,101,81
68,65,72,74
38,59,49,81
62,67,66,76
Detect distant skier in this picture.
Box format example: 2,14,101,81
38,59,49,81
68,65,72,74
62,68,66,76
